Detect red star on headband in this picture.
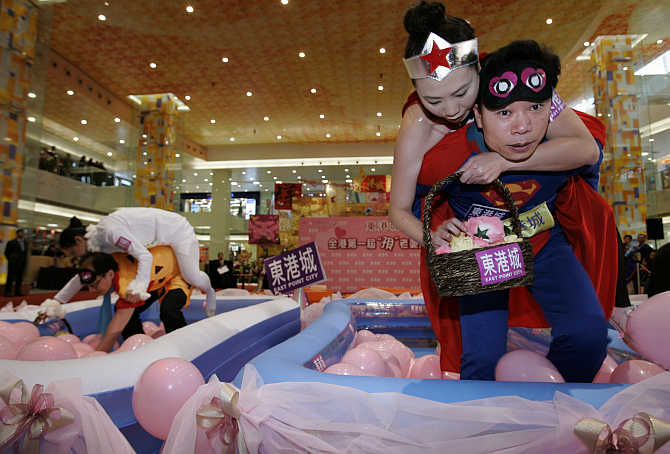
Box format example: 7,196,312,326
420,42,453,75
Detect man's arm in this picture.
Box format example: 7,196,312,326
96,307,134,352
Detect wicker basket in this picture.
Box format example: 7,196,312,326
422,171,534,297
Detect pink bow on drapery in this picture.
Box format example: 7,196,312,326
0,380,75,454
575,412,670,454
196,382,241,454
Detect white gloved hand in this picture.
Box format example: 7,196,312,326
125,279,151,301
40,298,66,319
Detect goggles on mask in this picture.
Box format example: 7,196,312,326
78,269,99,286
479,60,553,110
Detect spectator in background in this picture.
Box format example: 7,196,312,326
4,229,27,297
622,234,633,256
636,233,654,262
646,243,669,297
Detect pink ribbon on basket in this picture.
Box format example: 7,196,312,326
574,412,670,453
0,380,75,454
196,382,242,454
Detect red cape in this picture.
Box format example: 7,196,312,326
409,97,617,372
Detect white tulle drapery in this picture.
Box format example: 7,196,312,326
163,366,670,454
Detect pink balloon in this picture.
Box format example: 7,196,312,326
118,334,153,352
495,350,565,383
352,330,377,348
625,293,670,369
609,360,666,384
383,340,415,377
132,358,205,440
341,347,392,377
16,336,77,361
375,333,396,343
409,354,442,379
0,334,18,360
83,334,102,346
72,342,95,358
357,341,404,377
56,333,80,344
84,351,107,358
0,321,12,330
4,322,40,347
324,362,373,376
142,321,159,336
593,355,618,383
442,371,460,380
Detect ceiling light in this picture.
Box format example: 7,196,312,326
649,138,655,142
204,178,209,182
143,151,147,156
642,152,649,157
277,180,283,184
377,85,384,91
319,114,325,119
186,5,194,13
273,176,277,180
209,172,213,175
322,179,329,184
584,41,590,47
379,48,386,54
253,181,260,185
263,116,270,121
344,168,349,172
376,131,381,136
119,139,125,144
231,182,238,186
292,169,296,173
310,88,317,94
242,171,246,175
318,169,323,173
98,14,106,21
298,51,306,58
27,92,36,98
346,179,353,183
229,137,235,142
149,62,157,69
185,95,191,101
194,172,198,176
73,137,79,142
376,112,383,117
297,176,301,179
182,179,186,183
222,57,229,63
80,119,87,125
371,167,376,172
346,174,350,178
114,117,121,123
266,170,272,174
210,119,216,124
66,90,74,95
107,152,113,156
325,133,331,138
246,91,253,96
27,116,36,122
281,0,288,4
175,153,180,158
658,39,663,45
196,185,200,189
545,18,552,24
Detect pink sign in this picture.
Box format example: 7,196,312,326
475,243,526,286
299,217,420,293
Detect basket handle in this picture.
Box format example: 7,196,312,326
422,170,524,256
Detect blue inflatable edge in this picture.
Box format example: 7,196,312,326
236,299,629,409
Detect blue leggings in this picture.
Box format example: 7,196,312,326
457,229,608,382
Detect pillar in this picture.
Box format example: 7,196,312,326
210,168,231,259
134,94,179,209
0,0,38,283
591,35,646,233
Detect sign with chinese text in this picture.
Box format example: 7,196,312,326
274,183,303,210
264,242,326,294
299,217,420,293
475,243,526,286
248,214,279,244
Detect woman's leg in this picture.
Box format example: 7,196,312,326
170,235,217,315
458,289,509,380
529,232,608,383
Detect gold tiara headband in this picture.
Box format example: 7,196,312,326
403,33,478,81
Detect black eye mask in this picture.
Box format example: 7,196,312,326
78,269,97,285
480,60,553,110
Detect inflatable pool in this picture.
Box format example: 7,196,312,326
0,295,300,453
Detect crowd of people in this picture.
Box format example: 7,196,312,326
38,146,114,186
623,233,669,296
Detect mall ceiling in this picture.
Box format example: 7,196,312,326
36,0,668,155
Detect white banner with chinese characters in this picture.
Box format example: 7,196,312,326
299,217,420,293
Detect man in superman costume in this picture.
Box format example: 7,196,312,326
413,41,618,382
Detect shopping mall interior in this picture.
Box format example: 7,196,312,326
2,2,670,453
2,0,670,292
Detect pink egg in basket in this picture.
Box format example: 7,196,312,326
56,333,80,344
117,334,153,352
409,354,442,379
609,360,665,384
352,330,377,348
72,342,95,358
324,362,373,376
5,322,40,347
357,341,405,378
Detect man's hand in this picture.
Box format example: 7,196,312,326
459,153,509,184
